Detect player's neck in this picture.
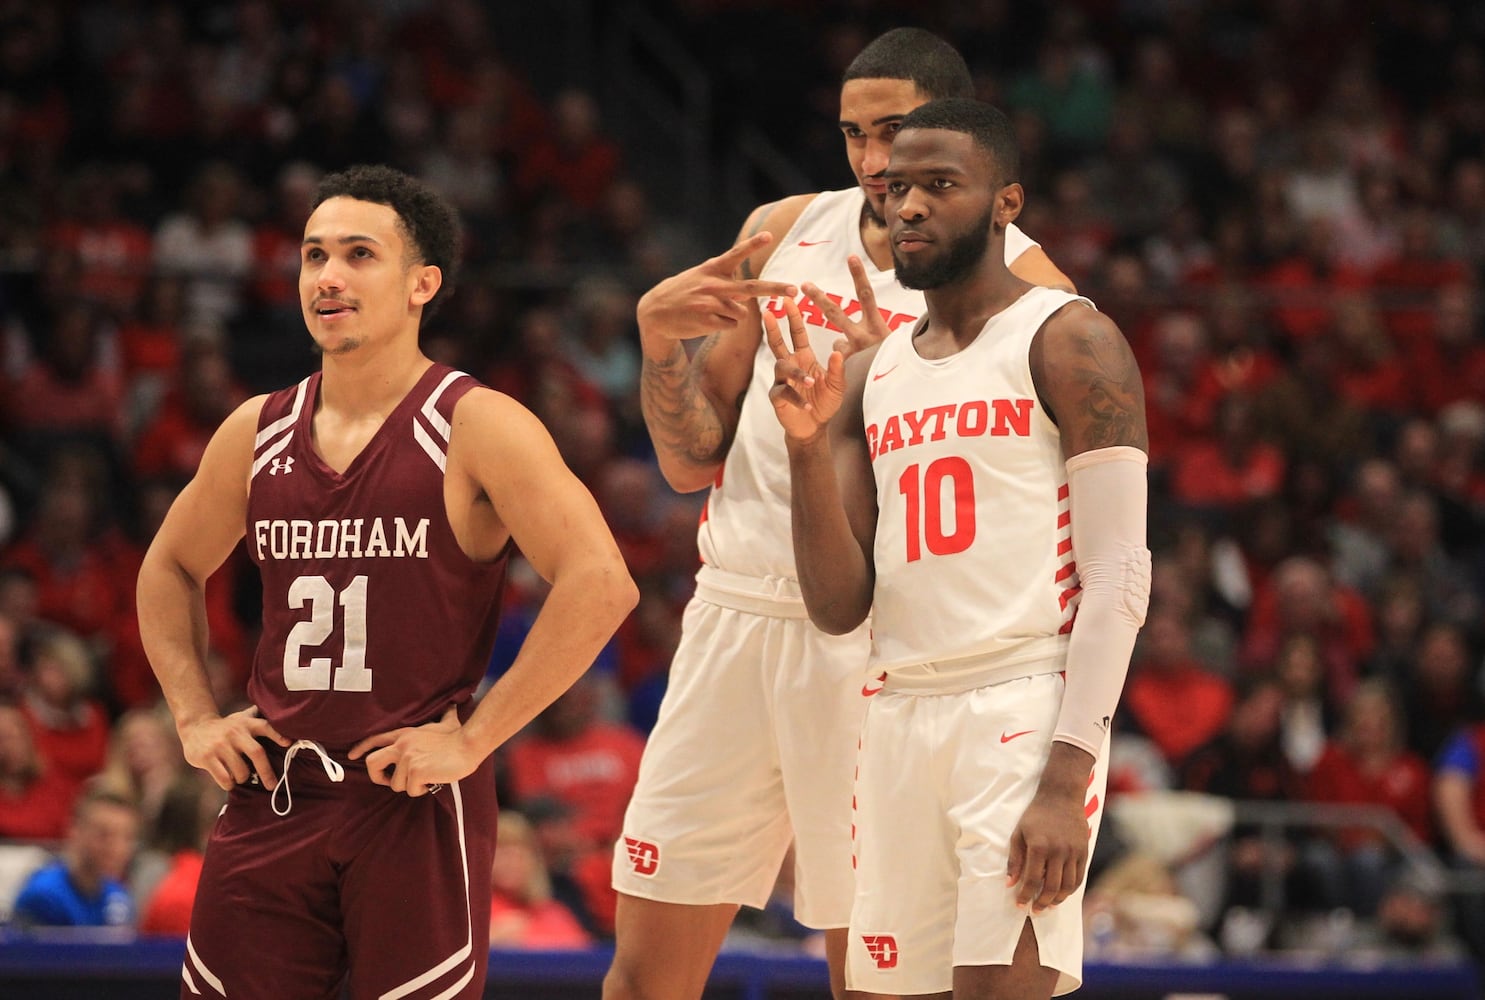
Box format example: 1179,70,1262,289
318,339,433,419
919,266,1033,353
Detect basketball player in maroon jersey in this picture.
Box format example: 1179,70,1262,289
137,164,638,999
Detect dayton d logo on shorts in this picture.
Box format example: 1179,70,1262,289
623,836,660,876
861,934,898,969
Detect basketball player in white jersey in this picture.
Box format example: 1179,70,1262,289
769,98,1149,998
606,29,1073,1000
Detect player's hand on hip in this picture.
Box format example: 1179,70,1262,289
802,254,888,357
765,297,845,441
180,704,289,792
349,706,476,796
1006,791,1091,915
637,232,796,341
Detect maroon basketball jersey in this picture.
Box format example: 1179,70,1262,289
245,364,508,748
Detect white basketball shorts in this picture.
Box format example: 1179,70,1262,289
612,581,871,928
846,670,1110,995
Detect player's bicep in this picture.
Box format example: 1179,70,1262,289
454,392,619,582
147,399,261,583
1031,307,1148,459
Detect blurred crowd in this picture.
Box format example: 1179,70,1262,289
0,0,1483,970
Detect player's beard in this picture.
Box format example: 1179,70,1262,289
312,336,364,356
894,203,999,290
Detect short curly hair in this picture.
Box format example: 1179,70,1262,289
312,164,462,321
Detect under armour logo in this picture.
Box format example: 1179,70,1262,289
623,837,660,876
862,934,898,969
269,456,296,476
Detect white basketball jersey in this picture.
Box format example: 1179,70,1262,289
863,286,1092,684
696,187,1037,586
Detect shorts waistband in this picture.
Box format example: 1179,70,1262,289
694,565,812,619
881,637,1069,695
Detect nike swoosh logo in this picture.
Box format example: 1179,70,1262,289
871,365,899,381
1000,729,1036,743
861,672,886,697
798,239,832,247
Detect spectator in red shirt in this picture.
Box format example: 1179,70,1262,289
1143,311,1214,482
3,302,125,447
20,628,109,800
132,338,248,482
137,772,224,936
1240,555,1375,708
45,165,154,319
1,463,136,643
514,88,620,213
1123,608,1234,770
488,810,592,951
1170,392,1287,515
1181,678,1307,920
1301,679,1433,917
1329,292,1412,418
1190,283,1282,419
0,702,72,840
505,673,644,852
1408,283,1485,418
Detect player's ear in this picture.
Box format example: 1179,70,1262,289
996,182,1025,227
409,264,442,308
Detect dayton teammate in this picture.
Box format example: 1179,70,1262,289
606,29,1073,1000
769,99,1149,997
137,165,637,999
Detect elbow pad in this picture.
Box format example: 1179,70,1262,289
1053,446,1151,759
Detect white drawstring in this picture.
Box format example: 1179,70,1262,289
270,739,345,816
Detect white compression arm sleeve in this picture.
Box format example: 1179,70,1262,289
1053,446,1151,759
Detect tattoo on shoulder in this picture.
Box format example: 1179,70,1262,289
1069,321,1148,451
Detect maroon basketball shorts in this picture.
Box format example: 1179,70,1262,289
180,741,497,1000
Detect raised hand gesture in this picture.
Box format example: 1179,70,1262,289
637,231,797,342
801,254,890,357
766,297,845,442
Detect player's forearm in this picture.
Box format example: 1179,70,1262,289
462,558,638,756
136,551,222,730
787,434,872,633
1035,740,1097,802
640,342,729,492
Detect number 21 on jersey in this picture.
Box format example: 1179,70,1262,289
283,575,372,691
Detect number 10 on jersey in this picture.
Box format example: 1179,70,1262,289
898,459,976,562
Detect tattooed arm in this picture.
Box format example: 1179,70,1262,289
1028,302,1148,459
1009,301,1149,917
638,195,816,492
